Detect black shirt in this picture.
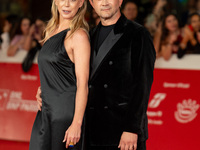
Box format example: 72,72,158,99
95,23,115,55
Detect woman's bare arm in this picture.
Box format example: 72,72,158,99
7,37,24,56
160,44,173,61
63,29,90,148
71,29,90,127
153,30,162,55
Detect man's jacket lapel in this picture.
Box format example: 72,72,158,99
90,29,123,80
90,14,128,81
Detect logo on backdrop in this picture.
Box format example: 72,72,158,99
175,99,199,123
148,93,166,125
0,89,38,112
148,93,166,108
0,89,9,110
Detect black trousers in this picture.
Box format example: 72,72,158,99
87,141,146,150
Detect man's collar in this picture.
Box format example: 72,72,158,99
113,13,127,34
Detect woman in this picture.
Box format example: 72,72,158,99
21,17,47,72
7,17,31,56
29,0,90,149
145,0,167,36
0,14,18,51
154,13,183,60
23,17,47,53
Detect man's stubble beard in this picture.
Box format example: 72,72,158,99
99,8,119,21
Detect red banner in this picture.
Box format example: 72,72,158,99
0,54,200,150
147,69,200,150
0,63,39,141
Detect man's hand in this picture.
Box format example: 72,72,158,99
36,86,42,111
118,132,138,150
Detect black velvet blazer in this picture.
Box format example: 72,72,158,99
86,14,156,146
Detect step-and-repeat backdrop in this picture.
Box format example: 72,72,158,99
0,50,199,150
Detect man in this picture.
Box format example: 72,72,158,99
36,0,155,149
86,0,155,149
122,1,138,22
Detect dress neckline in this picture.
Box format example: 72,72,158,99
43,28,70,45
49,28,70,40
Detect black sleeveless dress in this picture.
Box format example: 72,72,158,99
29,29,85,150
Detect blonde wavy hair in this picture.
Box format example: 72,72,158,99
42,0,89,43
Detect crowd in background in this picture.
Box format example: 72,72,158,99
0,16,46,55
122,0,200,60
0,0,200,69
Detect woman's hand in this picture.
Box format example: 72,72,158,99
36,86,42,111
29,24,36,36
63,122,81,148
184,26,197,45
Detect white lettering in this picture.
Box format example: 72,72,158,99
148,119,163,125
163,82,190,89
21,74,38,81
147,111,163,117
10,91,22,99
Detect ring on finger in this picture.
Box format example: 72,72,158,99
129,146,134,150
69,141,74,147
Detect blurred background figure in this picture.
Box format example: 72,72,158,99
24,17,46,49
181,0,200,25
7,17,31,56
145,0,167,36
154,13,183,60
21,17,46,72
122,0,138,22
28,17,46,44
178,12,200,58
0,1,199,64
0,15,18,52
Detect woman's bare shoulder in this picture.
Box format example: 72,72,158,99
72,28,89,41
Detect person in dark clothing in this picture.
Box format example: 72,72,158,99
29,0,90,150
86,0,155,149
36,0,156,150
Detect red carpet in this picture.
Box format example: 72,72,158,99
0,140,29,150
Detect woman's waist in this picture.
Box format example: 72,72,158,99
41,89,76,109
40,84,76,94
